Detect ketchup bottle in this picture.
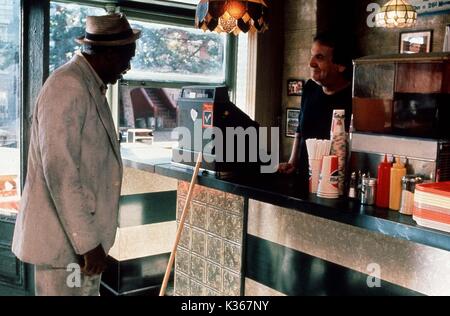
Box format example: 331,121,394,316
376,154,391,208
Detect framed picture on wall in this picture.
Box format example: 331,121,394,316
287,79,305,96
399,30,433,54
286,108,300,138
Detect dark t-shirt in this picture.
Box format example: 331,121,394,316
295,79,352,187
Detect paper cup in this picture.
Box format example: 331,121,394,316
317,155,339,199
309,159,322,194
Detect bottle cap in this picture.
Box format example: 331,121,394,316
393,157,404,169
402,175,423,192
379,154,391,168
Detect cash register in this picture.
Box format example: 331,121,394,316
172,86,261,177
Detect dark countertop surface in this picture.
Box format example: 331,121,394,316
121,146,450,253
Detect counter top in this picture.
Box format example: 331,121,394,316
121,145,450,253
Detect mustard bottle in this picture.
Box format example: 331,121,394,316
389,157,406,211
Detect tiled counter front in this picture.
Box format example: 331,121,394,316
174,181,245,296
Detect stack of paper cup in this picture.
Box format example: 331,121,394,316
309,159,322,193
317,155,339,199
306,138,332,194
330,110,347,196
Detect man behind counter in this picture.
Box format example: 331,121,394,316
278,32,354,191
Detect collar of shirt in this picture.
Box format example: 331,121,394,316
75,51,108,96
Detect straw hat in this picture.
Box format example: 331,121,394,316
75,13,141,46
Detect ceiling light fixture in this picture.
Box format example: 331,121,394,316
375,0,417,28
195,0,269,35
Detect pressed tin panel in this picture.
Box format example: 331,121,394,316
223,241,242,272
175,247,190,275
206,234,223,264
174,181,245,296
191,203,207,229
191,228,206,257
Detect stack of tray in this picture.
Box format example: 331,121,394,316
413,182,450,233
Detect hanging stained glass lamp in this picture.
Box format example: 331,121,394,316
195,0,269,35
375,0,417,28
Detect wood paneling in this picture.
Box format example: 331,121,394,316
395,63,444,93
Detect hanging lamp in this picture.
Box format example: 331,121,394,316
375,0,417,28
195,0,269,35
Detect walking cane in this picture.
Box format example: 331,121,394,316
159,153,203,296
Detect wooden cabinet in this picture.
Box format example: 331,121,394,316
353,53,450,138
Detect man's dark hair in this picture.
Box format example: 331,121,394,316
313,31,353,81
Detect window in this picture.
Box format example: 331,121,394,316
171,0,198,4
118,84,181,143
125,19,227,84
118,13,236,142
235,33,249,112
0,0,20,213
49,1,105,72
47,1,251,146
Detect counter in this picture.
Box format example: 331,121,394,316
121,145,450,296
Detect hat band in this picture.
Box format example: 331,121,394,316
85,29,133,42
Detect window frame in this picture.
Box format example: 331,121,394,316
51,0,239,131
0,0,23,206
52,0,238,90
119,6,238,93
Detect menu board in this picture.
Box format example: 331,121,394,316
410,0,450,15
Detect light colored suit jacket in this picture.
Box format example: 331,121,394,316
12,54,123,267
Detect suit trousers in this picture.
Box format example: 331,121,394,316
35,265,101,296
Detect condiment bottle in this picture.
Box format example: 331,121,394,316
376,154,391,208
389,157,406,211
361,177,377,205
348,172,357,199
357,170,363,200
399,176,423,215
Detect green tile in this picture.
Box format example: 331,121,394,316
119,191,177,227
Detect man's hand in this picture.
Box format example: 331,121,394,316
277,162,297,175
81,244,107,276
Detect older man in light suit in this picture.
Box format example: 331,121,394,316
12,14,140,295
